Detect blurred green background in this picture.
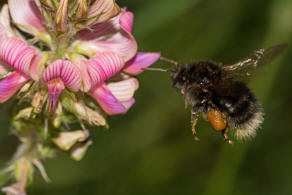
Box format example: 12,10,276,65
1,0,292,194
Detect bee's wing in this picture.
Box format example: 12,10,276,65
222,44,287,80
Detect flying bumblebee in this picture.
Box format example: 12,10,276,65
147,44,287,144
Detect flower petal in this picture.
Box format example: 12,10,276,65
0,38,35,75
77,11,137,62
41,60,82,91
47,78,65,109
91,84,127,115
8,0,46,35
0,5,15,37
87,0,120,24
120,10,134,33
123,52,161,75
29,52,48,81
0,59,12,76
0,71,29,103
121,98,135,110
106,78,139,102
0,24,5,40
87,52,124,87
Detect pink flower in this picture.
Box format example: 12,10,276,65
0,1,160,116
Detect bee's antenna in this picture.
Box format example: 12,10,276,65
160,56,179,66
142,67,169,72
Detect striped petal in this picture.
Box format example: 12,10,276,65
0,38,35,75
91,84,127,115
87,52,124,87
123,52,161,75
29,52,48,81
106,78,139,102
77,11,137,62
8,0,45,35
121,98,135,110
0,5,15,37
41,60,82,92
87,0,120,24
0,71,29,103
70,54,92,92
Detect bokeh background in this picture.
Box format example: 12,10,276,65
1,0,292,194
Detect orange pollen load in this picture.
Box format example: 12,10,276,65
207,109,227,131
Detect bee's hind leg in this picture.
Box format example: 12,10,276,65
222,127,233,145
191,111,200,141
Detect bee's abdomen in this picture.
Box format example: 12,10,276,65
212,81,264,139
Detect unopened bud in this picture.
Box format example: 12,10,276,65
14,108,33,121
73,102,107,126
52,103,63,128
31,89,48,114
70,140,92,161
52,130,89,151
71,0,88,19
55,0,69,32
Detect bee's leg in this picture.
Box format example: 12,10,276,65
191,111,200,141
222,127,233,145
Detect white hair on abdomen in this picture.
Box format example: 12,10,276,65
233,108,264,140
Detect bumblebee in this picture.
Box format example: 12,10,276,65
153,44,287,144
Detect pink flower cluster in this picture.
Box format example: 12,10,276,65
0,0,160,115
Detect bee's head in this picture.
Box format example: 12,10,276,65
171,65,188,90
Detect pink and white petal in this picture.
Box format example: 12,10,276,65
87,52,124,86
41,60,82,91
123,52,161,75
106,78,139,102
0,24,5,40
70,54,93,92
121,98,135,110
8,0,45,35
0,71,29,103
0,38,35,75
120,11,134,33
91,84,127,115
0,5,15,37
87,0,119,24
77,11,137,62
29,51,48,81
47,78,65,109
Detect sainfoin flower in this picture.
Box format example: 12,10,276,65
0,0,160,193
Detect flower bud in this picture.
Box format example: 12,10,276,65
73,102,107,126
55,0,69,32
70,140,92,161
14,107,33,121
52,130,89,151
31,89,48,114
52,102,63,128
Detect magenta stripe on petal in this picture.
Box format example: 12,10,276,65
106,78,139,102
120,11,134,33
91,84,127,115
29,52,47,81
41,60,82,91
47,78,65,109
0,71,29,103
8,0,45,35
87,52,124,86
123,52,161,75
0,38,35,75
